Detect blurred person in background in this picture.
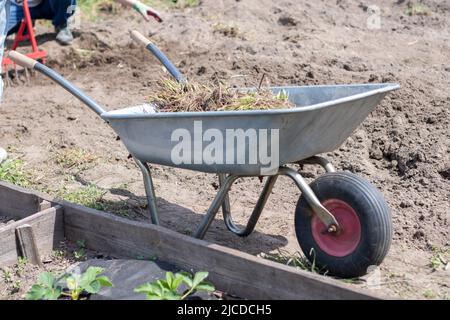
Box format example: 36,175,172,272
8,0,77,45
7,0,161,45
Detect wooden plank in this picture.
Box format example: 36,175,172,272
16,224,43,267
0,206,64,267
38,200,52,212
0,182,40,219
63,202,382,300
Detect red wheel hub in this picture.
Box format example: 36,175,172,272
311,199,361,257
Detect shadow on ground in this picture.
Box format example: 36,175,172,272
99,187,289,256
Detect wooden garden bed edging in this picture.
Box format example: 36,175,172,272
0,205,64,266
0,181,383,300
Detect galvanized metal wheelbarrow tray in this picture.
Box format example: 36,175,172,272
9,33,399,277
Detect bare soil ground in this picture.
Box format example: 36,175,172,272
0,0,449,299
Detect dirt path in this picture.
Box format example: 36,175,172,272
0,0,449,299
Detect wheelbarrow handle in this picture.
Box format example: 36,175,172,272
8,50,37,69
130,30,186,84
8,51,107,116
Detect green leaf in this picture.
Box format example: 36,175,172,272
192,272,209,289
26,285,61,300
84,280,101,294
26,285,48,300
38,272,56,288
71,288,82,300
146,294,163,300
195,282,215,292
134,282,161,295
80,267,104,286
26,271,63,300
166,272,174,289
177,272,193,288
49,287,62,300
156,279,170,291
134,283,154,293
66,276,78,291
172,274,184,291
162,291,182,300
96,276,113,287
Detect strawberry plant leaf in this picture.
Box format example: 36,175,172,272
66,276,77,291
162,291,182,300
84,280,101,294
26,285,49,300
134,283,156,293
26,284,62,300
80,267,104,287
38,272,55,288
135,270,214,300
49,287,62,300
195,282,215,292
96,276,113,287
172,274,183,290
156,279,170,291
192,272,209,289
177,272,193,288
166,272,174,288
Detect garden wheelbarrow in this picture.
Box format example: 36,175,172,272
8,38,399,278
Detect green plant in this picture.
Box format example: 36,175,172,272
58,184,106,209
64,267,113,300
26,272,62,300
15,257,27,276
11,280,22,293
74,240,87,261
26,267,113,300
423,289,437,299
406,2,431,16
2,269,13,283
260,249,325,274
429,247,449,271
135,271,214,300
55,147,98,170
0,159,31,186
52,250,66,260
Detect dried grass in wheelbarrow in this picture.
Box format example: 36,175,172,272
149,79,295,112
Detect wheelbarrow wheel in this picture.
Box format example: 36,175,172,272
294,172,392,278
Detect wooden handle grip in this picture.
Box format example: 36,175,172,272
8,51,37,69
130,30,152,47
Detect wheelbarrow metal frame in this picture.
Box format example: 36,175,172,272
134,156,339,239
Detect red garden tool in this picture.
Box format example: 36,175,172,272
2,0,47,84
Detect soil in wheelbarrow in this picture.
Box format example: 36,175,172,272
1,0,449,300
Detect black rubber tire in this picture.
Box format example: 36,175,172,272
295,172,392,278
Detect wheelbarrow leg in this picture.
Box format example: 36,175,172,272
134,159,160,225
218,174,231,219
220,175,278,237
194,175,239,239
